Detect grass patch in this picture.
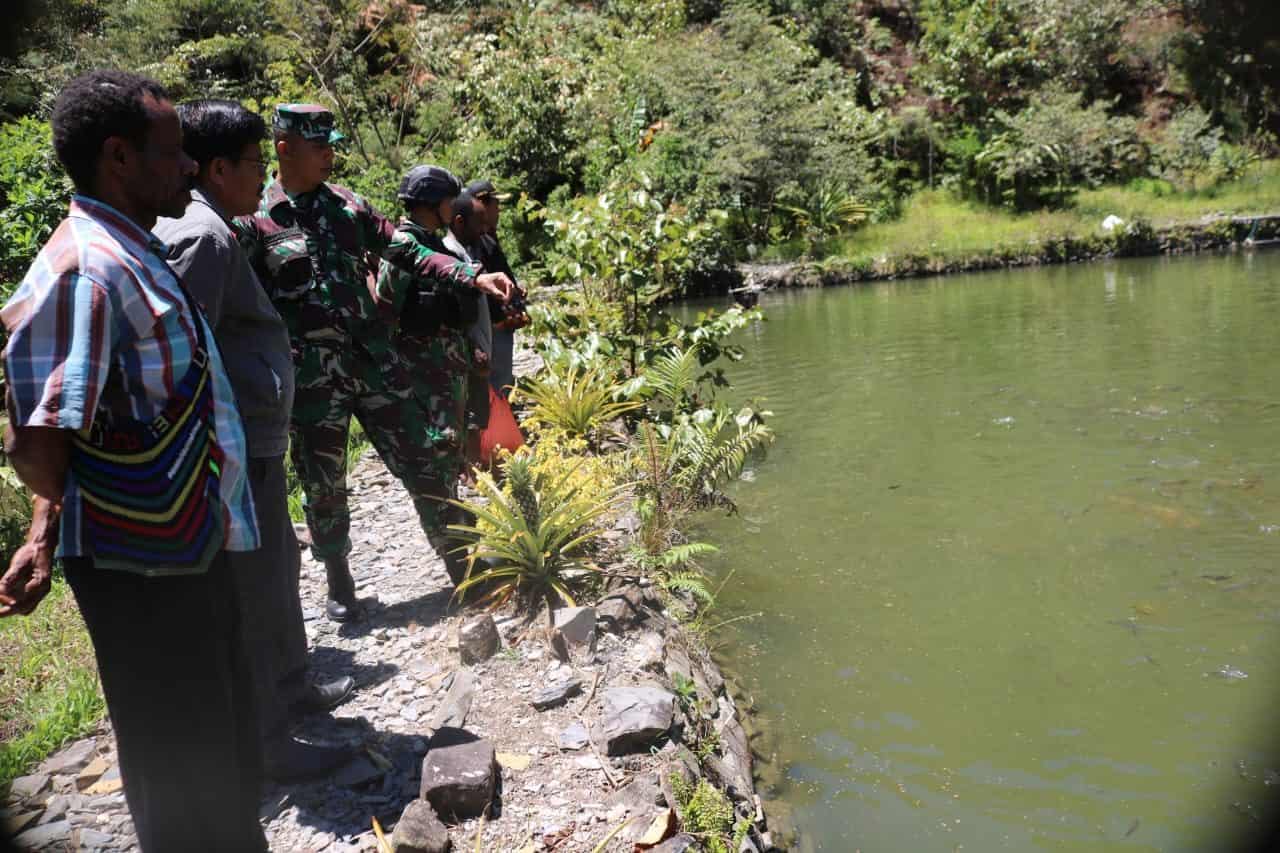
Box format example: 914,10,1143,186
781,160,1280,268
0,575,103,789
1074,162,1280,225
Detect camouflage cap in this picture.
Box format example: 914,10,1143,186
273,103,345,145
464,178,512,202
398,165,462,204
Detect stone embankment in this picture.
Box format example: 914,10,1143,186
741,212,1280,291
4,447,774,852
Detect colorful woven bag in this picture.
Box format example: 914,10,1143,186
70,284,226,573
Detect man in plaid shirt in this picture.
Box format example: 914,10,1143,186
0,70,266,851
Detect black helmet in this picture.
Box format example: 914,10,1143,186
397,165,462,204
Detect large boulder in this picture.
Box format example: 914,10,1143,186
390,800,451,853
38,740,95,776
8,773,49,801
420,728,497,821
13,820,71,850
600,687,675,755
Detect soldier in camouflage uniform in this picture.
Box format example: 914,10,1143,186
237,106,512,621
374,166,476,487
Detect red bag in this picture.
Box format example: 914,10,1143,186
479,385,524,467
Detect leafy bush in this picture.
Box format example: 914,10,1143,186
656,405,774,509
974,88,1144,209
916,0,1044,120
0,118,70,299
535,175,733,371
1154,106,1225,191
774,184,871,248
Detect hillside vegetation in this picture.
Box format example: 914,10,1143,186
0,0,1277,287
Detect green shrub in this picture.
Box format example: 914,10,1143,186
973,87,1144,209
669,773,749,853
0,118,70,300
1154,106,1224,192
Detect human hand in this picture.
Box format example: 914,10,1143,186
0,540,54,617
475,272,513,302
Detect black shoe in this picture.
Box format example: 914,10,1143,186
292,676,355,716
324,557,363,622
325,597,363,622
263,737,354,783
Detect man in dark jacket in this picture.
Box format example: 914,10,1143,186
465,179,527,399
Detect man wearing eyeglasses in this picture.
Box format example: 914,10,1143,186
154,99,354,783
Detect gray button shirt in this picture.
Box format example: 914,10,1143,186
156,188,295,459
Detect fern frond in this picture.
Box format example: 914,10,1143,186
663,572,714,604
658,542,719,568
644,346,700,408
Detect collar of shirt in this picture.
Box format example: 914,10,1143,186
397,218,438,243
189,186,232,227
443,228,476,264
264,179,337,216
69,194,170,262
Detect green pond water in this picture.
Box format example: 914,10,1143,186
693,252,1280,851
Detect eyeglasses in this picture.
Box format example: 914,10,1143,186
238,158,269,175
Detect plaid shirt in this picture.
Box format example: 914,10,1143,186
2,195,260,568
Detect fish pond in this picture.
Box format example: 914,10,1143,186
695,252,1280,851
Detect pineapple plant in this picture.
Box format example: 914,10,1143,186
503,451,540,530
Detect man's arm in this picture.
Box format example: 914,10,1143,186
1,267,115,617
0,426,69,617
407,245,514,301
359,196,398,255
0,496,61,617
5,423,69,502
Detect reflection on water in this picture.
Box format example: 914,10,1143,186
694,253,1280,851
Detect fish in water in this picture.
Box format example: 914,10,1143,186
1108,617,1140,636
1206,665,1248,680
1124,818,1140,838
1105,494,1202,529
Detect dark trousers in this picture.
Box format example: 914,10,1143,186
489,326,515,399
64,553,267,853
231,455,308,745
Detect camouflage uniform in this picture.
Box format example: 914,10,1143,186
237,106,478,570
374,218,476,482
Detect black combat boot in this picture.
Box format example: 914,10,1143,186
324,556,363,622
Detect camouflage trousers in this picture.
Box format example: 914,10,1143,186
289,338,464,570
397,328,469,455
